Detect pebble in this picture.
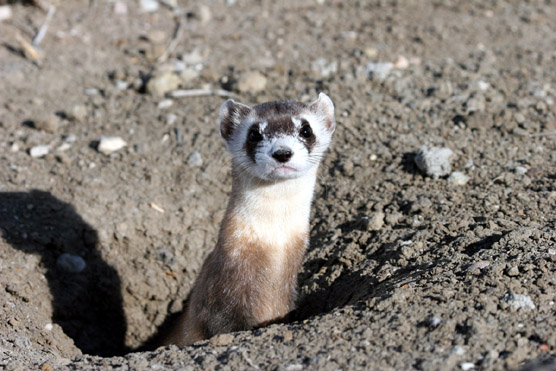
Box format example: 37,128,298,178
14,336,31,349
147,30,167,44
56,253,86,273
467,261,490,271
198,5,212,23
84,88,100,96
157,99,174,109
448,171,469,185
68,105,88,122
33,115,59,133
477,80,490,91
187,151,203,168
181,49,204,65
366,212,385,231
238,71,267,94
0,5,12,22
429,316,441,327
364,47,378,58
113,1,128,15
460,362,475,370
44,323,53,331
311,58,338,78
30,145,50,158
506,266,520,276
147,72,182,97
502,294,536,310
414,145,454,178
366,62,393,80
115,80,128,90
139,0,159,12
514,166,527,176
166,113,178,125
393,55,409,69
210,333,234,346
97,136,127,155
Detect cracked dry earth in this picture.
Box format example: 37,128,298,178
0,0,555,370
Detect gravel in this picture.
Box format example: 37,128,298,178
414,146,454,178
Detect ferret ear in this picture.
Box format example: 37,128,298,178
310,92,336,133
219,99,252,141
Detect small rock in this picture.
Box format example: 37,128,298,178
0,5,12,22
97,136,127,155
393,55,409,69
429,316,441,327
366,62,393,80
147,72,182,97
181,49,204,65
385,211,402,226
198,5,212,23
84,88,100,96
476,80,490,91
367,212,385,231
33,115,59,133
115,80,128,90
410,197,432,213
30,145,50,158
139,0,159,12
44,323,53,331
238,71,267,94
56,253,86,273
157,99,174,109
364,47,378,58
180,68,200,82
467,261,490,271
448,171,469,185
210,333,234,346
514,166,527,176
10,142,20,152
166,113,178,125
414,145,454,178
67,105,88,122
460,362,475,370
311,58,338,79
502,294,535,310
14,336,31,349
147,30,166,44
187,151,203,168
113,1,127,15
506,266,520,276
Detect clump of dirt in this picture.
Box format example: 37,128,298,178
0,0,554,369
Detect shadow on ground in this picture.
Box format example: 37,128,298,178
0,190,127,356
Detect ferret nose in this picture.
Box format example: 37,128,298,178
272,148,293,163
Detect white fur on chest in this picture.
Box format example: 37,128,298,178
231,170,316,248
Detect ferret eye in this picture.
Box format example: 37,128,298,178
248,127,263,142
299,122,313,139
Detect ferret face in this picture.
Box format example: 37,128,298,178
219,93,336,181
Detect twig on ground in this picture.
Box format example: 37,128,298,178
15,32,42,61
170,89,236,98
32,4,56,47
157,18,186,63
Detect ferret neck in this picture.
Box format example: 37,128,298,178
230,166,317,202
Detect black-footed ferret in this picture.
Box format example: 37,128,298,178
162,93,336,346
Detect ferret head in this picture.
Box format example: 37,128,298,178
219,93,336,181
